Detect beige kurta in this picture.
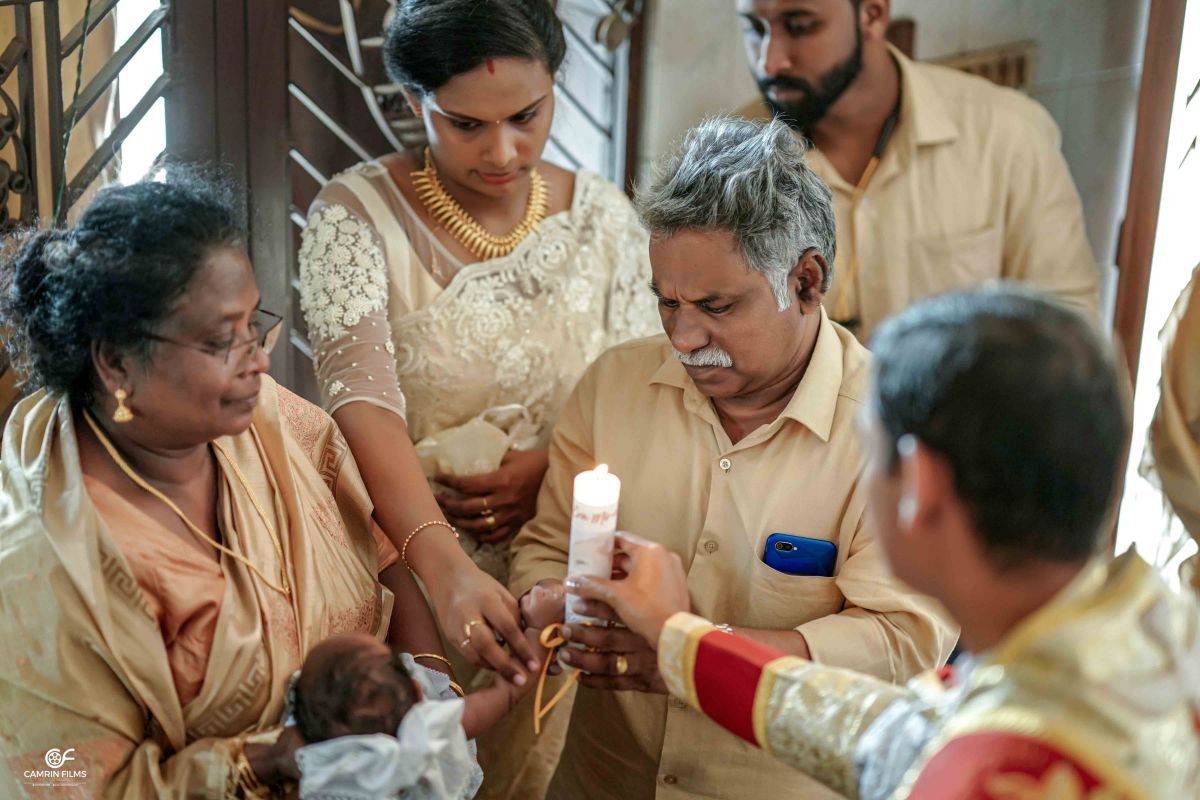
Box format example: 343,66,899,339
0,379,393,799
510,311,956,800
739,46,1098,341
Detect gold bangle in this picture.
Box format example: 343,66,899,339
401,520,459,571
232,741,268,798
447,680,466,698
412,652,454,671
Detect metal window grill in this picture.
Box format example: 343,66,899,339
0,0,171,230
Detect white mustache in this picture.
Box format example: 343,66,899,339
673,346,734,368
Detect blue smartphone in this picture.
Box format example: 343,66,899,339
762,534,837,577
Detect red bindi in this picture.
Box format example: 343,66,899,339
486,59,495,74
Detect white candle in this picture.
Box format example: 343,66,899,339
565,464,621,626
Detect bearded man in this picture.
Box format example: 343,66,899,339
737,0,1098,340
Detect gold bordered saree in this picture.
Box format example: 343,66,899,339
0,378,393,798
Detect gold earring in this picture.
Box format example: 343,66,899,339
113,388,133,424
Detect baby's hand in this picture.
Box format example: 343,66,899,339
520,581,565,632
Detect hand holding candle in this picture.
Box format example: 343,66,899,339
565,464,621,626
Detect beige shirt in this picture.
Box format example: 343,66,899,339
741,47,1098,341
510,312,955,800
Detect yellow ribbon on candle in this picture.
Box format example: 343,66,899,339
533,623,580,735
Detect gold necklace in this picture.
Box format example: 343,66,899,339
411,147,549,260
82,410,291,596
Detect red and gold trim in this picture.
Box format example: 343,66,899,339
910,731,1135,799
657,612,795,749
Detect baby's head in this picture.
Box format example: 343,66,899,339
293,633,418,743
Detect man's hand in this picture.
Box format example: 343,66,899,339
565,532,690,644
559,605,668,694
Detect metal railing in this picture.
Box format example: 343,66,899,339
0,0,172,229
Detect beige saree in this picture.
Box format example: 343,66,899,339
0,378,393,798
1149,262,1200,591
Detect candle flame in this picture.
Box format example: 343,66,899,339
595,463,609,475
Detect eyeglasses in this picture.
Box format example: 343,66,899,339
145,308,284,368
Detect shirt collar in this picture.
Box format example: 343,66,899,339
648,307,845,443
890,44,958,148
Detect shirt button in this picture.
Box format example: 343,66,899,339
718,457,732,472
703,540,719,554
663,774,678,786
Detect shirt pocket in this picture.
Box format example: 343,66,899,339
909,225,1003,296
739,558,846,630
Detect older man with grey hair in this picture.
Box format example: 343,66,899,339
510,117,954,800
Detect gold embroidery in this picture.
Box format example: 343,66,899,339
187,656,268,741
99,547,152,618
310,496,350,549
984,762,1125,800
276,386,330,460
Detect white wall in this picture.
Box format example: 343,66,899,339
636,0,756,181
892,0,1150,318
636,0,1150,317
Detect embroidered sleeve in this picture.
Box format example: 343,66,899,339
298,203,407,419
656,612,910,799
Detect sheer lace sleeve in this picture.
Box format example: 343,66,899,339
298,203,407,419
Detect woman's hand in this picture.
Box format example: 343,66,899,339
435,448,549,543
244,726,305,786
426,559,542,682
565,532,690,646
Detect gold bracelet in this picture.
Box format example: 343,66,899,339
232,741,269,798
401,520,459,571
412,652,454,671
447,680,466,698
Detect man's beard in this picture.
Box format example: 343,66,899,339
757,26,864,134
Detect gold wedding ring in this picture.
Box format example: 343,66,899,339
483,513,497,529
464,619,483,639
615,654,629,676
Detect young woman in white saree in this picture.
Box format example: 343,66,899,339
298,2,658,795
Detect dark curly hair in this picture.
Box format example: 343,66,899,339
383,0,566,95
0,168,244,405
293,648,418,743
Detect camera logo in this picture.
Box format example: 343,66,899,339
44,748,76,769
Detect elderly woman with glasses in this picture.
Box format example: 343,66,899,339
0,172,511,797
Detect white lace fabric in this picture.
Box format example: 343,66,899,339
298,161,659,581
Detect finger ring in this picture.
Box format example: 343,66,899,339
480,505,493,517
615,654,629,676
483,513,497,529
463,619,484,639
460,636,473,649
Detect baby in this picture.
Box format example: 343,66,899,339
290,586,563,800
292,633,524,745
